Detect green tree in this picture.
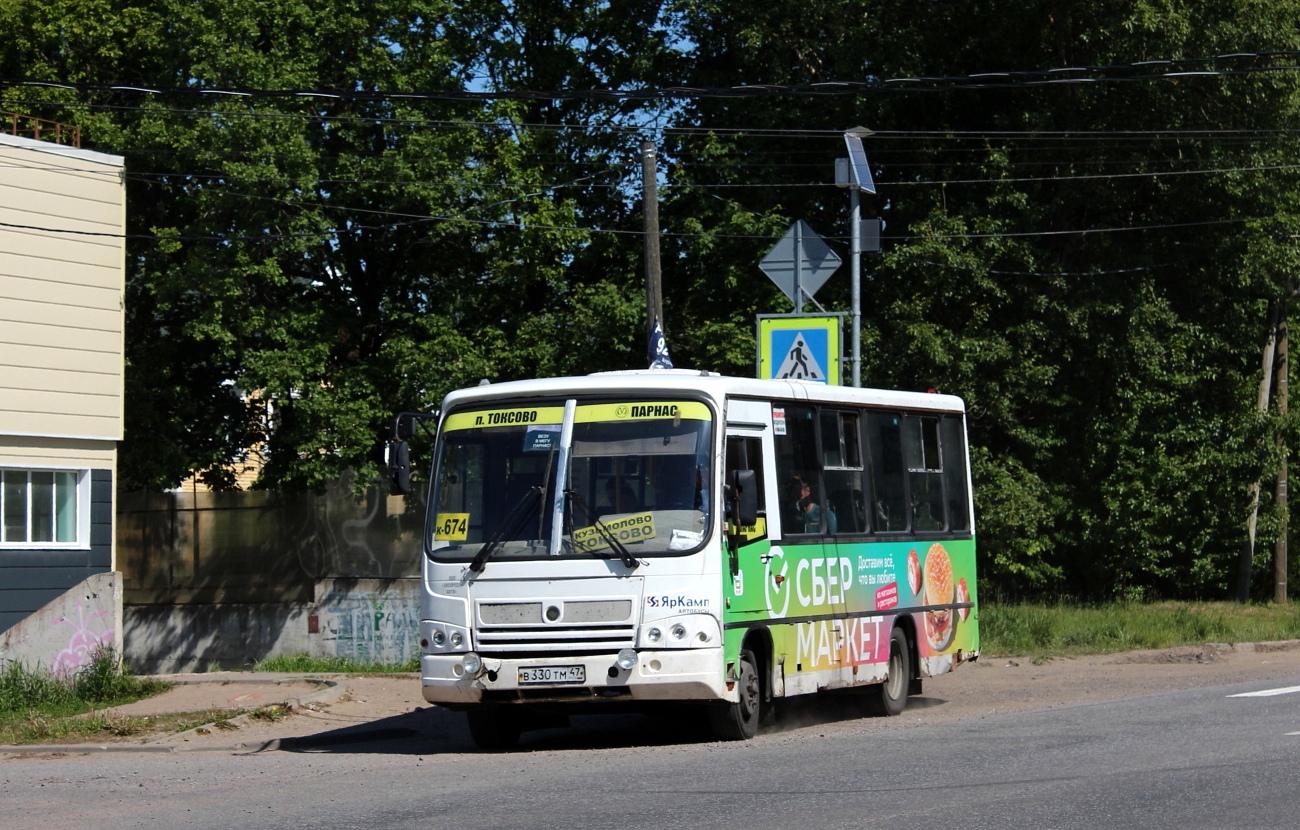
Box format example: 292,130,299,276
2,0,676,490
6,0,1300,600
665,0,1300,598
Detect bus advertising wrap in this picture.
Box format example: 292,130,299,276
724,538,978,673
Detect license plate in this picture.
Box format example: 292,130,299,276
518,665,586,685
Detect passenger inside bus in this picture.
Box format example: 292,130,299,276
785,476,837,534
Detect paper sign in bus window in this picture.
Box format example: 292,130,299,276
524,424,561,452
434,513,470,540
573,513,656,553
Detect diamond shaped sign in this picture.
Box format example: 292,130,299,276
759,220,841,309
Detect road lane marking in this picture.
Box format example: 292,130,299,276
1227,685,1300,698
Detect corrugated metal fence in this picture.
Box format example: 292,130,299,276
117,473,424,605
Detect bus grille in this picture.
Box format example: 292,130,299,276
474,599,636,653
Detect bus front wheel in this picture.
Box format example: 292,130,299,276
709,648,762,740
866,627,911,717
466,707,521,751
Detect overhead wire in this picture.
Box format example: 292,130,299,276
2,209,1281,246
7,50,1299,269
8,50,1300,100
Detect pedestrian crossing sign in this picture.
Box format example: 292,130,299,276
757,314,844,385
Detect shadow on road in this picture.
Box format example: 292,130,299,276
272,693,950,756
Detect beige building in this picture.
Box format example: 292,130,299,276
0,131,125,634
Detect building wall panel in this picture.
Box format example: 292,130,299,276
0,436,116,468
0,134,123,635
0,134,124,444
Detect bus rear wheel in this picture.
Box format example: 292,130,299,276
709,648,762,740
466,707,521,751
866,627,911,717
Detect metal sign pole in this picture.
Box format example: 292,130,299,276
794,221,804,312
850,187,861,387
842,126,876,388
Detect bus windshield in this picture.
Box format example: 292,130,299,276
428,399,714,562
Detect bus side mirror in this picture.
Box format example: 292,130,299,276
729,469,758,528
388,440,411,495
390,413,417,441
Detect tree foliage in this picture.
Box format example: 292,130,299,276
4,0,1300,598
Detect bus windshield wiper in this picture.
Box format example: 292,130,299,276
469,485,543,573
565,489,639,569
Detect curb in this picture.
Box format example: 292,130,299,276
148,677,347,747
1207,639,1300,653
0,676,357,756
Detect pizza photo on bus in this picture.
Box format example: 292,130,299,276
923,543,956,651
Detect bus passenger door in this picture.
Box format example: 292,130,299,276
722,419,776,616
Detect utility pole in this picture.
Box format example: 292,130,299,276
1276,307,1289,603
641,141,663,347
1241,299,1280,602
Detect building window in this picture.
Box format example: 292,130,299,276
0,468,84,546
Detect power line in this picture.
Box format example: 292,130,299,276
0,211,1277,246
14,92,1300,146
5,49,1300,105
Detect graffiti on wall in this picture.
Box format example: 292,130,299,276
317,591,420,664
50,604,115,677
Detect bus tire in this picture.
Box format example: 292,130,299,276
466,707,521,750
866,626,911,717
708,648,762,740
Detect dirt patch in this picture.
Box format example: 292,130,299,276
1106,645,1225,665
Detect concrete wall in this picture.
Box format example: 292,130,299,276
0,571,123,676
123,577,421,674
312,578,422,665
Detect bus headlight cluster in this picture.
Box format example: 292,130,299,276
638,615,720,649
420,621,471,653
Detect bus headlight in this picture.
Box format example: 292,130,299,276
421,621,471,653
615,648,639,671
462,652,483,674
637,615,720,649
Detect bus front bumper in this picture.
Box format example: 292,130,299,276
421,647,729,706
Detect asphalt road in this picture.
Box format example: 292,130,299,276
4,669,1299,830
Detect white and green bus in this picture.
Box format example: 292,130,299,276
402,370,978,749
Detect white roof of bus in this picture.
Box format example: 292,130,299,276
439,370,965,415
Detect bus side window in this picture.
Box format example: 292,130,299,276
905,415,945,531
725,436,766,530
822,410,866,534
774,405,820,535
942,415,971,532
867,411,907,532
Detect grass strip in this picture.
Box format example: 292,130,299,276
981,600,1300,658
252,654,419,674
0,707,250,746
